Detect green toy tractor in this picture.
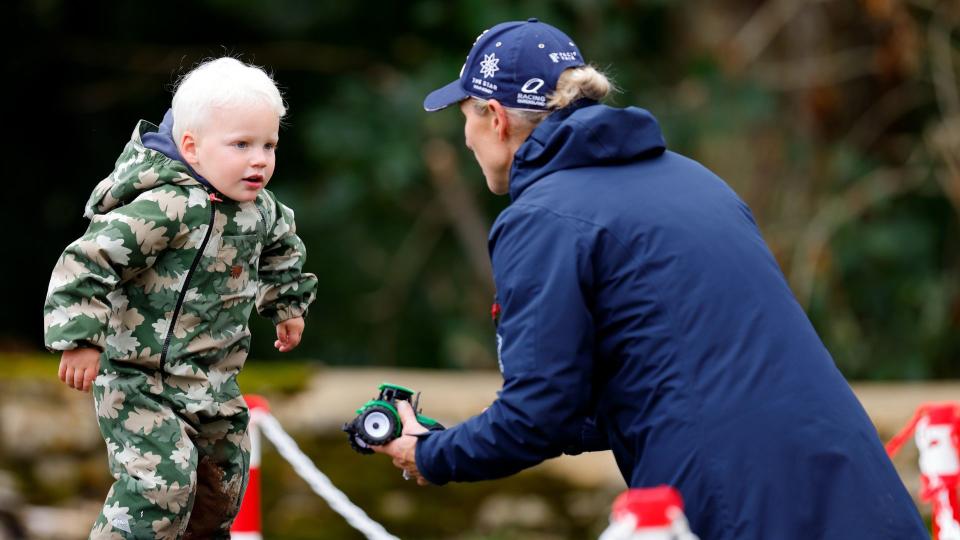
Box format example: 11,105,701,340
343,382,445,454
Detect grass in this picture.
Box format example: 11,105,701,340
0,353,60,379
237,357,318,395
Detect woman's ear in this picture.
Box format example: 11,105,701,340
487,99,511,142
179,131,199,166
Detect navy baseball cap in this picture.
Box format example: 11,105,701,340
423,18,585,112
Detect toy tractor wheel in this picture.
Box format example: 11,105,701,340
356,406,398,446
345,430,374,455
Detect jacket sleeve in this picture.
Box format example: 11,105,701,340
256,198,318,324
43,191,185,352
565,414,610,455
415,204,599,484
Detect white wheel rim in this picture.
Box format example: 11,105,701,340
363,410,392,440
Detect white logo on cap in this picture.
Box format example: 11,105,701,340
549,51,578,63
479,53,500,78
520,78,545,94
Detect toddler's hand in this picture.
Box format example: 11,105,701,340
59,347,100,393
275,317,305,352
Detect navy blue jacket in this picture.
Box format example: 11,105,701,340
415,100,926,539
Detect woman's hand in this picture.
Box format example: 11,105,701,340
373,401,431,486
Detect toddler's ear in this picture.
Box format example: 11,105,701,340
179,131,200,165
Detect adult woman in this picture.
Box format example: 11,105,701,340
376,18,926,539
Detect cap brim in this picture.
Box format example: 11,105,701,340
423,80,469,112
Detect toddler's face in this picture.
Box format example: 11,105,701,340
190,102,280,203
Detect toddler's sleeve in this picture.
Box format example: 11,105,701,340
43,194,182,352
256,199,318,324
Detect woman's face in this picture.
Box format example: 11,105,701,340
460,100,513,195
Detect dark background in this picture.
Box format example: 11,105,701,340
10,0,960,378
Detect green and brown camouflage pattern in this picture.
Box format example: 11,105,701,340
42,119,318,539
90,358,250,539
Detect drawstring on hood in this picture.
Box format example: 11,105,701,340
509,100,667,201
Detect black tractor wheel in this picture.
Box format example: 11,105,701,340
356,406,399,446
346,430,375,455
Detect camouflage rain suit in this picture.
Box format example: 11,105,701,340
43,119,318,539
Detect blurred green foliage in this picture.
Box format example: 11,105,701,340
13,0,959,378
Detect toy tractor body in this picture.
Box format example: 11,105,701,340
343,383,444,454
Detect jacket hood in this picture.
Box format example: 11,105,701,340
140,109,212,188
83,111,203,218
509,100,667,200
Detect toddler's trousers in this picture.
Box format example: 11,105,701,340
90,361,250,540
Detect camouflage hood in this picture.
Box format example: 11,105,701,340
83,117,201,218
